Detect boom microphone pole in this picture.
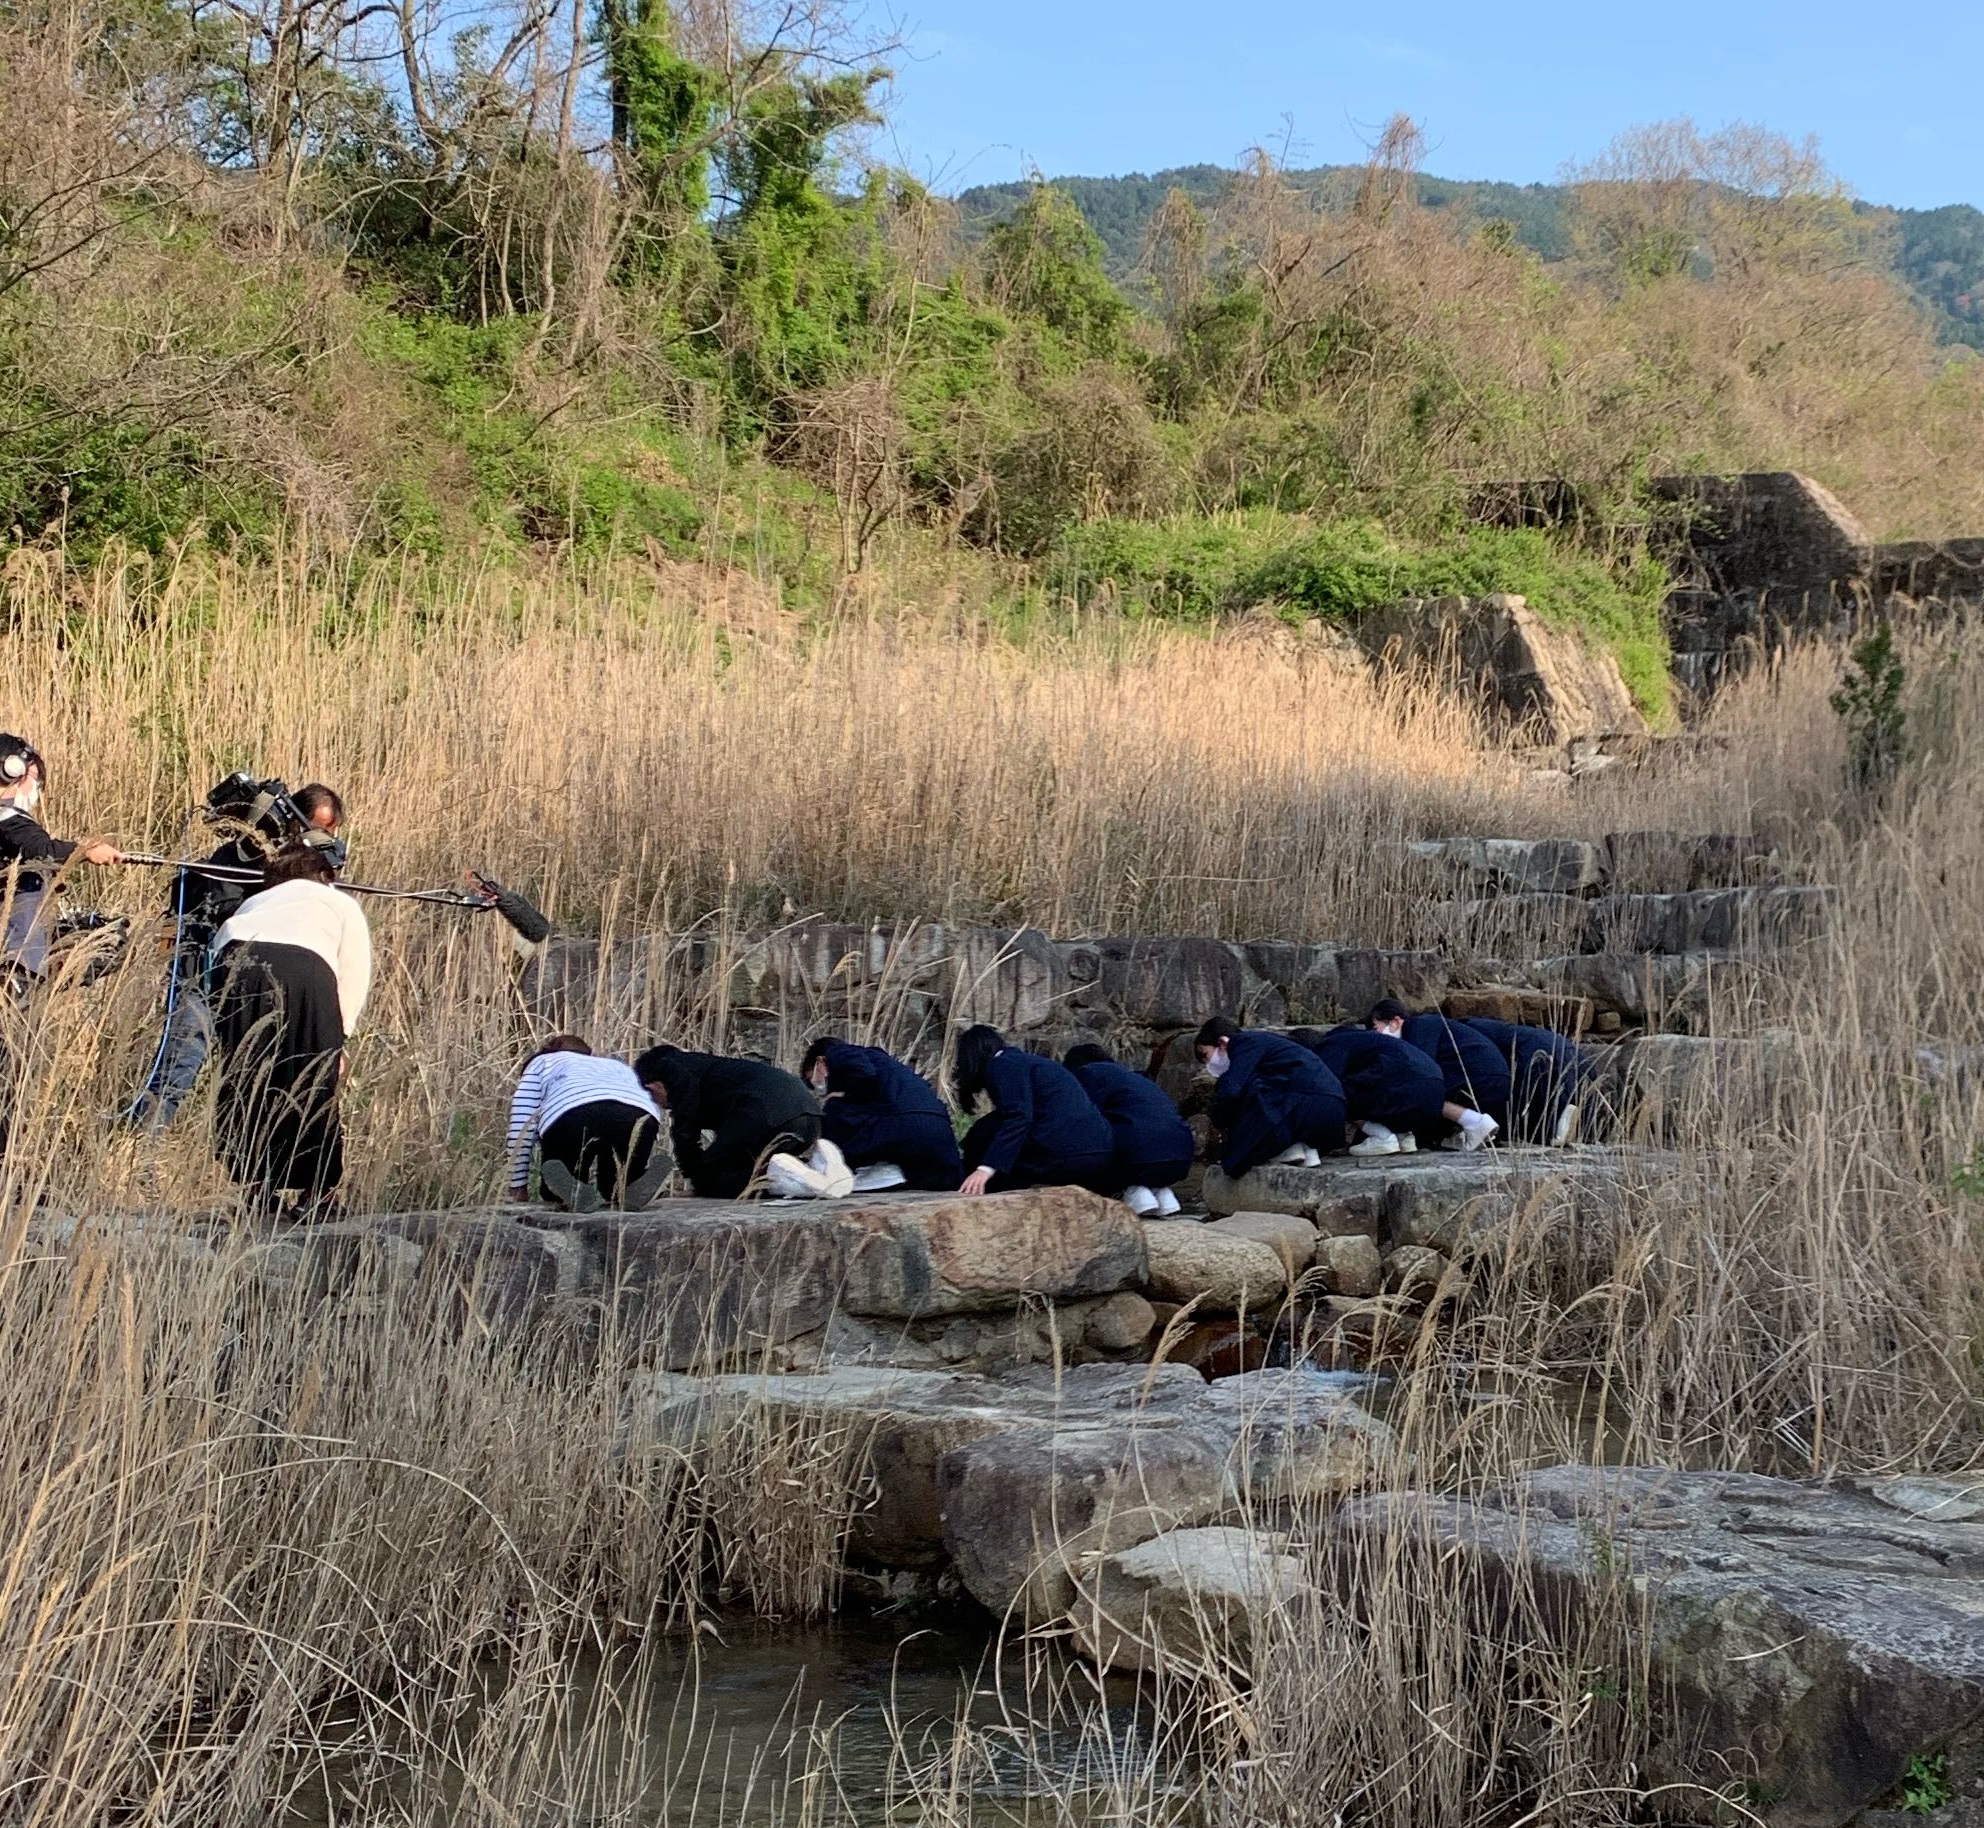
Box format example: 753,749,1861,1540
116,854,553,944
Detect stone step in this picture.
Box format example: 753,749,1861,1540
522,1187,1146,1371
1424,886,1837,958
1407,831,1785,897
1202,1146,1695,1254
1336,1467,1984,1828
633,1360,1393,1619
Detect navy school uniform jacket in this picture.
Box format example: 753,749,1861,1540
1207,1030,1348,1179
1068,1057,1196,1187
1401,1013,1514,1125
1459,1018,1595,1140
1303,1025,1450,1134
816,1041,963,1188
973,1050,1115,1187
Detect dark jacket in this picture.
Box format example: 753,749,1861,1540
1208,1030,1347,1179
816,1041,962,1188
0,807,75,973
971,1050,1114,1186
641,1048,819,1173
1303,1025,1450,1134
1401,1013,1513,1124
1069,1057,1195,1187
1459,1019,1596,1141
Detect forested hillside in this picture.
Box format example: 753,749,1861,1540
958,165,1984,348
3,0,1982,713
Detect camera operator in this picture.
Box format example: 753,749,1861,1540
131,774,345,1128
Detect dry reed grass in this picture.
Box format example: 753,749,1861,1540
0,547,1978,1823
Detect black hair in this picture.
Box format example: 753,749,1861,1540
635,1043,703,1128
294,783,344,827
1063,1042,1111,1071
801,1036,840,1080
263,844,335,888
1194,1016,1237,1051
1368,997,1412,1027
951,1024,1006,1109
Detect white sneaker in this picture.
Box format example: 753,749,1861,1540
1301,1145,1324,1166
1155,1187,1181,1216
1397,1133,1418,1154
812,1138,855,1198
1552,1102,1581,1148
766,1152,828,1199
1122,1184,1161,1216
851,1161,907,1193
1349,1124,1401,1158
1273,1143,1310,1166
1457,1110,1499,1152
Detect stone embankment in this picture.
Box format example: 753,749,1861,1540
525,829,1831,1055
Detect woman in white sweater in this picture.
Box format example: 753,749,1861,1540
210,844,372,1214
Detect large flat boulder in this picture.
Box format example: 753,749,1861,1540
1204,1147,1689,1253
1069,1525,1312,1676
525,1187,1145,1367
1336,1467,1984,1828
937,1366,1393,1617
638,1361,1393,1615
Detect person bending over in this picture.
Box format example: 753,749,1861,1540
0,733,123,983
1458,1017,1598,1146
635,1045,821,1200
506,1035,668,1213
210,845,371,1218
1367,1000,1510,1144
1192,1018,1348,1180
141,776,348,1128
802,1037,962,1192
952,1025,1114,1197
1063,1042,1195,1215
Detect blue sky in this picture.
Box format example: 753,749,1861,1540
875,0,1981,211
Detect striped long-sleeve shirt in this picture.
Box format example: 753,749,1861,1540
505,1052,660,1192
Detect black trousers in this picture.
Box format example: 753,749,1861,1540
540,1100,659,1203
686,1107,821,1200
960,1115,1115,1194
212,941,346,1204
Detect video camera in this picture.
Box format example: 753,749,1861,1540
200,772,346,872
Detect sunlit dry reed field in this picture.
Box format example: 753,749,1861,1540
0,547,1979,1824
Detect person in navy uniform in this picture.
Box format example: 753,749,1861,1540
1063,1042,1194,1214
802,1037,963,1192
951,1025,1114,1196
1192,1018,1348,1179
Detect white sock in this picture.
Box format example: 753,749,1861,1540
1155,1187,1181,1215
1122,1184,1160,1216
1553,1102,1581,1147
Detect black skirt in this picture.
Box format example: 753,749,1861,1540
212,940,347,1201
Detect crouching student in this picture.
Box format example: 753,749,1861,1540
1459,1017,1598,1145
952,1025,1114,1197
1193,1018,1348,1180
1293,1023,1459,1156
210,845,370,1218
1367,1000,1510,1145
635,1045,822,1200
802,1037,963,1192
506,1036,667,1212
1064,1042,1194,1215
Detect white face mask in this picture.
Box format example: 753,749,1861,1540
1204,1046,1231,1080
13,777,40,816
